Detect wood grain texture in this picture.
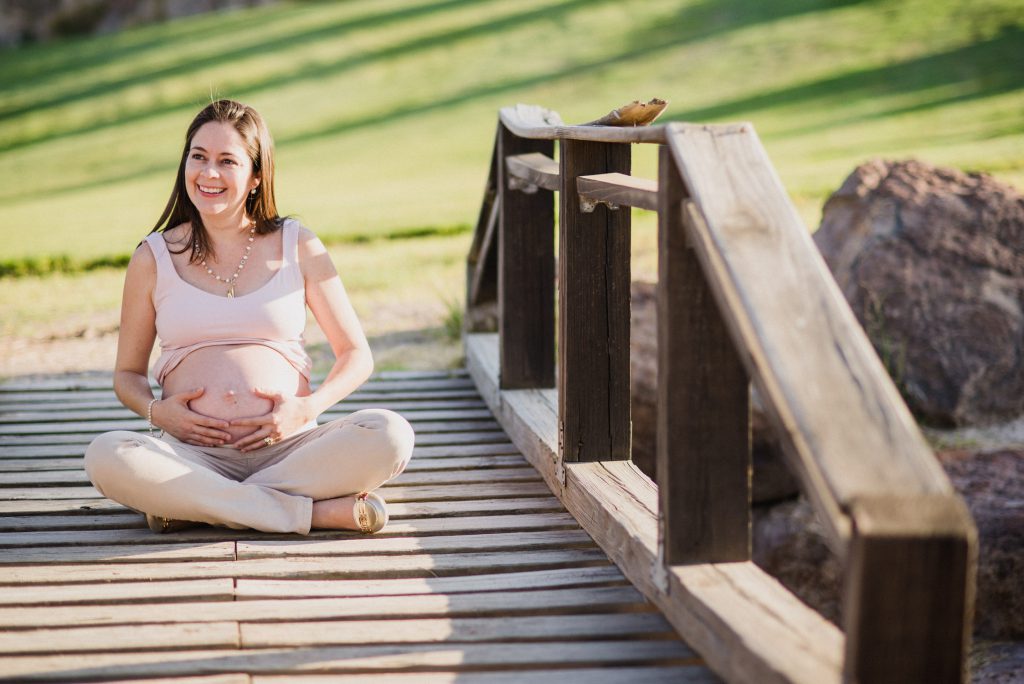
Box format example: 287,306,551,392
466,124,499,311
658,146,751,564
498,124,556,389
577,172,659,211
253,669,718,684
843,494,976,684
466,333,843,684
504,152,560,192
500,104,668,144
667,123,953,545
558,139,631,463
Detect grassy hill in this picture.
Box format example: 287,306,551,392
0,0,1022,264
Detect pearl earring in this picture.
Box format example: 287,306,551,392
250,187,257,195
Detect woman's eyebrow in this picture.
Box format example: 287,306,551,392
189,145,239,158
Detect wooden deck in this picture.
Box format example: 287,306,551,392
0,370,717,683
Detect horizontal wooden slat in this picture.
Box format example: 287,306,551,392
0,641,696,680
0,578,235,606
466,333,844,684
0,406,491,425
667,123,952,544
235,565,626,599
0,429,508,448
577,172,659,211
0,622,240,654
0,549,612,583
505,152,560,192
240,613,675,648
0,514,579,547
500,104,668,144
0,586,648,627
0,418,500,436
0,542,237,565
0,399,488,416
253,669,718,684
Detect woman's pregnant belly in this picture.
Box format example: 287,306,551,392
162,344,310,444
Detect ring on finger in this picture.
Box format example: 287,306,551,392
264,436,275,446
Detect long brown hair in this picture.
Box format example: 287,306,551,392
149,99,281,263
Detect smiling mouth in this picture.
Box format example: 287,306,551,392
198,185,226,195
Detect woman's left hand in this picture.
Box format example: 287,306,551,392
229,388,315,452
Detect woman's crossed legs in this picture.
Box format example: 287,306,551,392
84,408,414,534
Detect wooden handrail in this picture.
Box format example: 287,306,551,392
465,105,977,684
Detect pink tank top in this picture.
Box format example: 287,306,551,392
146,219,312,384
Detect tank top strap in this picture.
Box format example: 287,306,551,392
144,232,177,291
280,219,306,291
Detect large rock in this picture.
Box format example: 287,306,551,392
814,159,1024,427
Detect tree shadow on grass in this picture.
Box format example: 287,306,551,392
663,25,1024,126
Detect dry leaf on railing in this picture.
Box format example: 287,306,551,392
581,99,668,127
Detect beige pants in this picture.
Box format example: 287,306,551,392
84,409,415,535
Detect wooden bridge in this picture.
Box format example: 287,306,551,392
0,105,976,683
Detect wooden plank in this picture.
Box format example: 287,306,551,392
0,578,235,606
235,565,626,599
0,374,473,394
843,494,976,684
504,152,560,192
0,429,508,448
578,172,659,211
667,123,953,544
0,641,695,680
235,529,593,559
468,200,499,309
0,440,521,460
0,586,648,627
0,622,240,654
0,498,563,528
558,139,631,462
0,388,484,406
0,549,612,583
241,613,675,647
0,466,538,488
0,418,500,436
253,669,718,684
0,481,555,504
498,126,556,389
466,333,844,684
657,145,750,564
0,514,580,546
500,104,668,144
0,542,236,565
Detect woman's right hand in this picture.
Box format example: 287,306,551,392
151,387,232,446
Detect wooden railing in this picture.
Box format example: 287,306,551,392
464,104,977,683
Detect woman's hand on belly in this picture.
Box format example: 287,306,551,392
228,388,316,452
152,387,233,446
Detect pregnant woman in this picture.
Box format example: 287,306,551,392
84,99,413,535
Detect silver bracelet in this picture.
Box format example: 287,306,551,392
147,398,159,435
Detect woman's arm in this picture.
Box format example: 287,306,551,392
298,227,374,413
114,243,231,445
230,226,373,450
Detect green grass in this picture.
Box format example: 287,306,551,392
1,0,1022,265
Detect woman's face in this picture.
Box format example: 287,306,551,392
184,121,259,223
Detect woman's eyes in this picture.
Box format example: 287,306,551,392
189,154,239,166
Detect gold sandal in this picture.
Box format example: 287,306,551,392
145,513,196,534
353,492,388,534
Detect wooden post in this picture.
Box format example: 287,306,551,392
843,494,977,684
465,125,500,333
656,146,751,563
498,124,556,389
558,139,631,462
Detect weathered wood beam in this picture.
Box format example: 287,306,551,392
667,122,954,545
657,146,750,564
498,125,556,389
500,104,668,144
465,125,500,330
468,201,498,309
843,494,976,684
577,173,658,212
505,152,559,192
558,140,631,462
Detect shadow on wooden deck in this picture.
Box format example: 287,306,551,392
0,370,716,683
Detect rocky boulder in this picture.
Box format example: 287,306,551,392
814,159,1024,427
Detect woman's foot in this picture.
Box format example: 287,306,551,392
311,492,388,533
145,513,197,534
